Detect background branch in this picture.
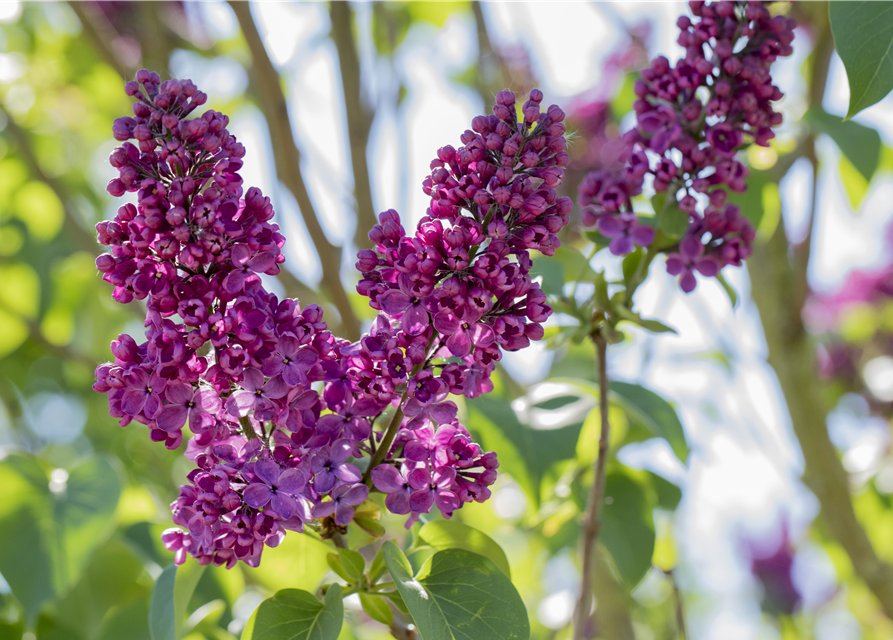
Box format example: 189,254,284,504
574,335,612,640
229,1,361,341
748,18,893,619
330,1,378,250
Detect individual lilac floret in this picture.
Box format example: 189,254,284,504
665,235,720,293
312,483,370,526
156,384,221,432
597,213,656,256
310,440,362,493
377,274,431,335
408,466,459,517
225,369,289,420
371,464,413,515
242,457,307,520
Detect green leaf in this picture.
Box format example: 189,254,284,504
337,549,365,583
358,593,393,626
529,256,564,296
658,199,690,240
552,246,597,283
829,1,893,119
149,561,207,640
609,382,688,462
805,108,881,180
715,271,738,308
417,521,511,579
0,455,121,624
646,472,683,511
601,472,656,590
468,395,583,505
241,585,344,640
382,543,530,640
614,306,676,334
621,249,643,285
326,554,352,583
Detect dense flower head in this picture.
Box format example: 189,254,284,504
357,89,570,400
579,1,795,291
95,71,515,567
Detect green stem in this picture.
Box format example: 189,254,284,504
238,416,258,441
362,401,406,485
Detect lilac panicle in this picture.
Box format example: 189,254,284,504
95,73,568,564
579,0,795,292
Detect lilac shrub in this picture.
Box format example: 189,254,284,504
579,0,795,292
93,71,568,568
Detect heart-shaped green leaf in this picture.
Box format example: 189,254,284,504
241,584,343,640
383,542,529,640
829,1,893,119
417,521,511,579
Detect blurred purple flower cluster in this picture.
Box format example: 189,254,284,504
579,0,795,292
94,74,566,567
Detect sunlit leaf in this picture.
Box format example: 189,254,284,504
829,1,893,119
417,521,511,579
805,108,881,181
609,382,688,462
149,561,207,640
241,585,343,640
383,543,529,640
601,471,655,590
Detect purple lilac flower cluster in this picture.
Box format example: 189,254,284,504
94,74,560,567
354,88,570,525
579,0,795,292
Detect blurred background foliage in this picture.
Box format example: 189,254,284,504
1,2,893,639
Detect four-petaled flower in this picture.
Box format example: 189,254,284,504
312,483,370,526
242,456,307,520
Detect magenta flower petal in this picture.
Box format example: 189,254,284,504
263,376,289,400
271,492,296,520
335,463,362,484
680,271,697,293
342,484,369,506
165,384,193,405
312,500,336,519
157,405,188,432
255,457,281,486
445,330,472,357
430,401,458,424
226,390,256,417
402,303,429,335
277,469,306,494
243,483,273,509
379,289,412,315
410,489,434,513
386,491,412,515
371,465,404,493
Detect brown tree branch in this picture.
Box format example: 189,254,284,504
229,1,361,341
573,334,611,640
329,1,378,250
67,2,131,78
748,22,893,619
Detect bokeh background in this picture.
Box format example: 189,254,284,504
2,2,893,639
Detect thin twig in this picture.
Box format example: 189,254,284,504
66,2,130,78
362,401,405,485
664,569,687,640
228,1,361,341
573,334,611,640
329,1,378,250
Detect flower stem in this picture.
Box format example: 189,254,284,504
238,416,258,440
573,334,611,640
362,400,406,486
